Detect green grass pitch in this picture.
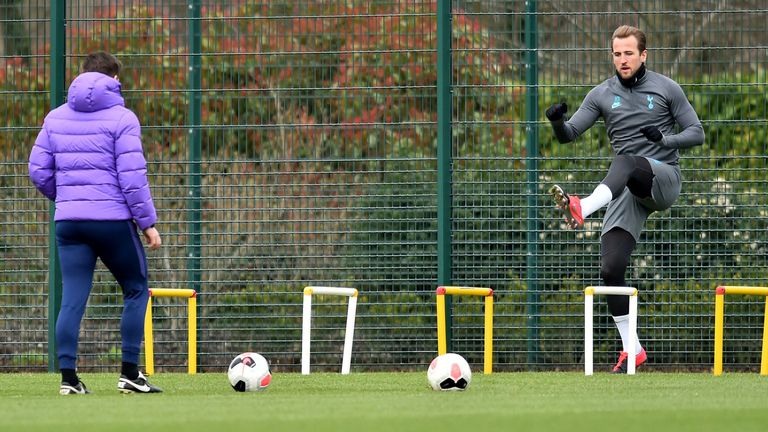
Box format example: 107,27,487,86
1,372,767,431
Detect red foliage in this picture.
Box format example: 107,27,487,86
6,0,520,161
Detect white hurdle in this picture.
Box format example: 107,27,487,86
584,286,638,376
301,286,359,375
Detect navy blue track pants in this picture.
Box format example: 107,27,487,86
55,220,149,369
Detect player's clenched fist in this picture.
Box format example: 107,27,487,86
545,102,568,121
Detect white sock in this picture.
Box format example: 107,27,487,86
612,314,643,354
579,183,612,219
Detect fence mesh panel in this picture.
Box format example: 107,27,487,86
1,0,766,373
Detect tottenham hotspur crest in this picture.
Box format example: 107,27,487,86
647,95,654,109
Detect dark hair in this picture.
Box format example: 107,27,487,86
81,51,121,77
612,25,647,52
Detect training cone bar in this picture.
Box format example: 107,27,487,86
714,286,768,376
144,288,197,375
584,286,638,376
301,286,359,375
435,286,494,374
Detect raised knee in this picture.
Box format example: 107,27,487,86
610,154,634,169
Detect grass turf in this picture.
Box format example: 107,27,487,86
1,372,767,431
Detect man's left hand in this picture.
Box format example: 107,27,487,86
640,125,664,144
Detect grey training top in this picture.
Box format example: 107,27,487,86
551,70,704,165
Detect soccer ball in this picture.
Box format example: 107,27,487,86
228,352,272,392
427,353,472,391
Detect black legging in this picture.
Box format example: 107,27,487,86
601,228,637,317
602,155,654,199
599,155,655,316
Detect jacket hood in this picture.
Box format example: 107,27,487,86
66,72,125,112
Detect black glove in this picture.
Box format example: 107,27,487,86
640,125,664,143
545,102,568,122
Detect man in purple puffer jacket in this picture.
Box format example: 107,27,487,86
29,52,163,395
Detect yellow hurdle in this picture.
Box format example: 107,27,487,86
144,288,197,375
713,286,768,376
435,286,493,374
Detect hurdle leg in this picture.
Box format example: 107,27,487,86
484,295,493,375
341,295,357,375
144,296,154,376
714,291,724,376
584,293,593,376
301,292,312,375
436,293,447,356
761,297,768,376
188,296,197,375
627,295,638,375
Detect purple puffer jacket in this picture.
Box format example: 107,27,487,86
29,72,157,230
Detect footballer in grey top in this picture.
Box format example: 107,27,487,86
545,25,705,374
550,69,704,165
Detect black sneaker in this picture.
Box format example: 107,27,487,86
117,371,163,393
60,380,90,395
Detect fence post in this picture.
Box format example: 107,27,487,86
436,0,454,351
524,0,540,368
47,0,66,373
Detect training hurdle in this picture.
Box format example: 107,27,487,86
301,286,359,375
714,286,768,376
144,288,197,375
435,286,494,375
584,286,638,375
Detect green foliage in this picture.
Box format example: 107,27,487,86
97,345,122,363
693,72,768,167
340,164,437,293
9,352,47,367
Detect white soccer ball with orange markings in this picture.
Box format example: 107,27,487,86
228,352,272,392
427,353,472,391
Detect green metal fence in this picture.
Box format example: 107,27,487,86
1,0,766,374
